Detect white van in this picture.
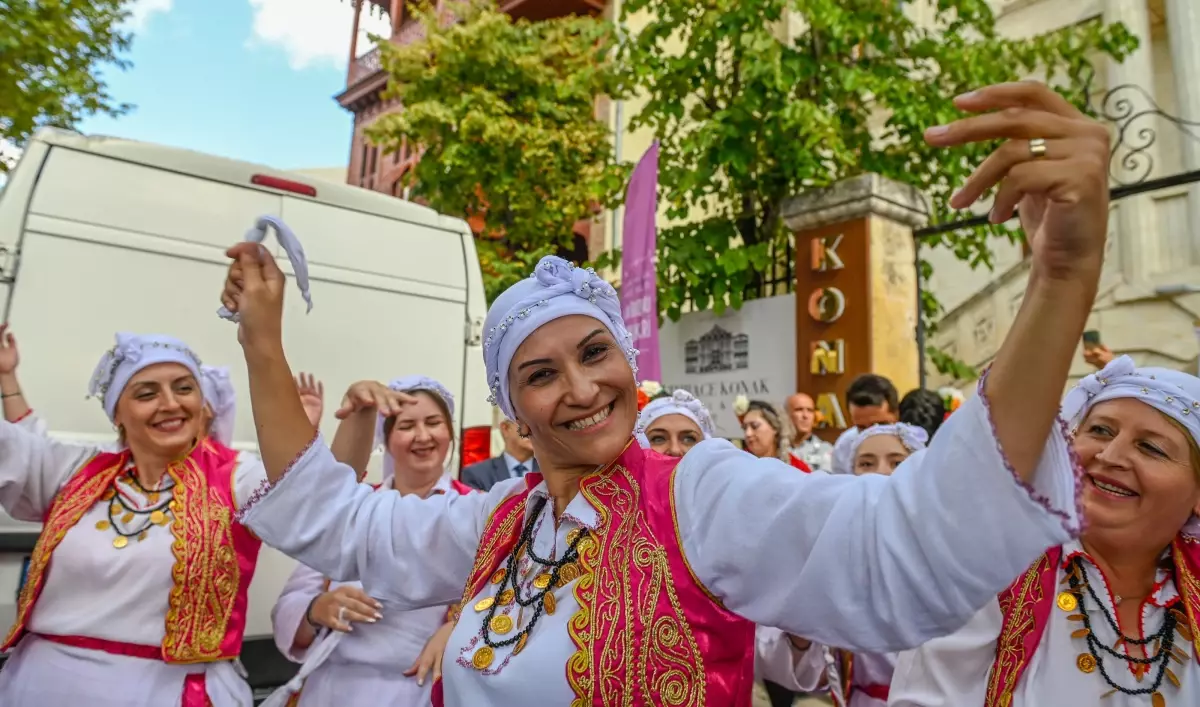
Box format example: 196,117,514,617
0,128,494,694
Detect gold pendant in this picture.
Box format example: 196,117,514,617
474,597,495,612
147,492,159,504
1151,691,1165,707
471,646,494,670
513,633,528,655
121,512,135,524
1070,628,1091,639
1165,667,1180,688
95,520,111,531
1067,614,1085,622
490,614,514,635
498,589,515,606
566,528,581,546
490,569,507,585
137,531,148,543
544,592,556,615
557,563,580,587
1075,653,1096,674
113,536,129,549
1056,592,1079,612
150,510,166,525
533,573,551,590
110,503,121,517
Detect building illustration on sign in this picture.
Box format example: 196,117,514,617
684,325,749,374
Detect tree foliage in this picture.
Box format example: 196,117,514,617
609,0,1135,375
0,0,133,170
368,0,628,302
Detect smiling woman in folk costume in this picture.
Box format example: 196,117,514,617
265,375,473,707
0,332,268,707
223,81,1112,705
889,356,1200,707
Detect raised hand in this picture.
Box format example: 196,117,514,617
928,81,1110,282
0,324,18,376
335,381,420,420
221,243,286,352
295,372,325,427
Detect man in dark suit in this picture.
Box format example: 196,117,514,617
460,418,537,491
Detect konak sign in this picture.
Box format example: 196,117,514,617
795,219,871,442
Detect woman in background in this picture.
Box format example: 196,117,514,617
0,332,265,706
267,376,469,707
737,397,812,473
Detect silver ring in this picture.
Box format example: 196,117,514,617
1028,138,1047,159
337,606,346,623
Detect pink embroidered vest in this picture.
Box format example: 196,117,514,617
438,442,756,707
3,438,262,663
984,538,1200,706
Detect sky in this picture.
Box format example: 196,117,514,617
72,0,392,171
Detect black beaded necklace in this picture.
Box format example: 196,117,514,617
477,496,589,657
100,469,175,548
1066,555,1185,703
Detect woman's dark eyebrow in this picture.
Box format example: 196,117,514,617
577,329,605,348
518,329,607,371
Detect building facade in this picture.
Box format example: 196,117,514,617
924,0,1200,387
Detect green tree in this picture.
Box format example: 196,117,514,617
607,0,1135,376
367,0,628,302
1,0,134,171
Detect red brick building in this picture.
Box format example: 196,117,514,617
335,0,608,259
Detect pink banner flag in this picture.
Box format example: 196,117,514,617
621,142,661,381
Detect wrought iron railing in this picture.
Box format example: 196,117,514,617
348,47,382,86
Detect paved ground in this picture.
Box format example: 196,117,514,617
751,685,831,707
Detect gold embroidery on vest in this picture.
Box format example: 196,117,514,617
984,553,1053,707
163,456,240,663
1171,543,1200,660
455,495,527,623
3,452,115,648
569,464,705,707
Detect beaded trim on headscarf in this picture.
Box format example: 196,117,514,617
846,422,929,467
482,258,639,408
87,340,202,403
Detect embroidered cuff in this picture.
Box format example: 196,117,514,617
976,369,1084,537
236,430,321,523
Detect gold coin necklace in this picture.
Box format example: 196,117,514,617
1064,556,1184,705
99,469,175,549
471,496,589,670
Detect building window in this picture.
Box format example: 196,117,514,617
359,141,369,182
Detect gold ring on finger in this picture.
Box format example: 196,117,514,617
1028,137,1047,159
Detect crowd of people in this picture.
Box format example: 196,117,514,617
0,80,1195,707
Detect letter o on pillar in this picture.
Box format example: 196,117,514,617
807,287,846,323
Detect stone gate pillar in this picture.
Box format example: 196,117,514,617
781,174,927,442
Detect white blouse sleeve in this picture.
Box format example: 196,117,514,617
754,627,827,693
887,601,1002,706
271,562,329,663
0,419,100,522
674,390,1079,653
238,436,519,611
232,451,268,510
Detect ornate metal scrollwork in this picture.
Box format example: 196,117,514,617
1081,66,1200,186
